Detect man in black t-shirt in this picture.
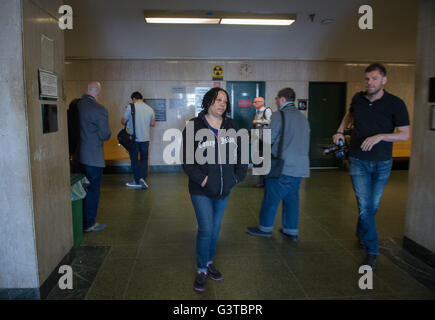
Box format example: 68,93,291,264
333,63,410,270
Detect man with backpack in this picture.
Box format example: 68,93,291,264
121,91,155,189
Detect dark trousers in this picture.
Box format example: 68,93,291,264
130,141,149,183
253,138,265,185
82,164,104,230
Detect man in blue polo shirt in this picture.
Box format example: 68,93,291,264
121,91,155,189
333,63,410,270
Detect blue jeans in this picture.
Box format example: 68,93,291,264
130,141,149,183
259,174,302,235
83,165,104,230
349,157,393,255
190,194,229,273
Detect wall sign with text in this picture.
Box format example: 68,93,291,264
38,69,58,100
145,99,166,122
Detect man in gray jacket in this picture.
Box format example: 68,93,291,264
78,81,111,232
246,87,310,241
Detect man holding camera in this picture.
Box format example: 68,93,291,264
333,63,410,270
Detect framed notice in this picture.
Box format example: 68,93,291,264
145,99,167,122
38,69,58,100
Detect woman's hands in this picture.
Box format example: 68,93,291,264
201,176,208,187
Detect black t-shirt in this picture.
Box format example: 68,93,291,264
349,90,410,161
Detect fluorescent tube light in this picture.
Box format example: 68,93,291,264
144,11,296,26
220,19,295,26
145,17,220,24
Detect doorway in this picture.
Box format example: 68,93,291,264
308,82,347,168
226,81,266,131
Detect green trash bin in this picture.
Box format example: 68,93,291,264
70,173,87,249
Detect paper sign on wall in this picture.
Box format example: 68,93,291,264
38,69,58,100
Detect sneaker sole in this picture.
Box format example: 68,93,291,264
193,287,206,292
279,231,298,242
208,274,223,281
246,231,272,237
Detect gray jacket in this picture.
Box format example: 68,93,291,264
78,94,111,167
270,104,310,178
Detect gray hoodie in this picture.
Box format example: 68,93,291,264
269,104,310,178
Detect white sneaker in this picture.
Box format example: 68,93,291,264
139,178,149,189
126,181,142,188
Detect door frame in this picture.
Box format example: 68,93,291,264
308,81,347,168
227,81,265,119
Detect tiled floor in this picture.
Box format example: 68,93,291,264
57,170,435,300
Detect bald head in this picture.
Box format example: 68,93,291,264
86,81,102,99
253,97,265,110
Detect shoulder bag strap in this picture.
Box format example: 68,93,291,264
277,110,285,159
130,102,136,139
262,107,272,120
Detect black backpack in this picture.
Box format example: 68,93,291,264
67,98,81,156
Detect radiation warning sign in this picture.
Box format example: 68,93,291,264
212,65,224,80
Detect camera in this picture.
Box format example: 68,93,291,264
323,139,348,159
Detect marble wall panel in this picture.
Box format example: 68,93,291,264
66,59,416,166
405,0,435,254
22,0,73,285
0,0,39,288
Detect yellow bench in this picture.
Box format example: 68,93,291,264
392,138,412,159
104,138,130,165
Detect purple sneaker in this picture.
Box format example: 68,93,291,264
207,264,223,281
193,272,207,292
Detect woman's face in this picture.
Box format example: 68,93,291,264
208,90,228,117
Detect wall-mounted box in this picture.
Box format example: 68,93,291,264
429,77,435,103
42,104,58,134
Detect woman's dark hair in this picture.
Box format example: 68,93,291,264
201,87,231,114
131,91,143,100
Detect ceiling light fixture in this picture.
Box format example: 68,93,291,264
144,10,296,26
220,19,294,26
145,18,220,24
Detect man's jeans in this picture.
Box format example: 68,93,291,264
349,157,393,255
130,141,149,183
83,165,104,230
259,174,302,235
190,194,229,273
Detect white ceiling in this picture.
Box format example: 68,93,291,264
65,0,419,61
